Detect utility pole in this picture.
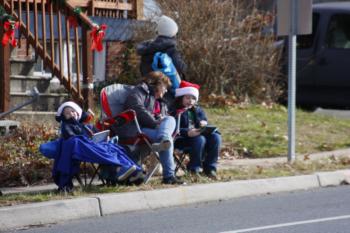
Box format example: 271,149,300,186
277,0,312,162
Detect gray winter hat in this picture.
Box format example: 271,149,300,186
156,15,178,37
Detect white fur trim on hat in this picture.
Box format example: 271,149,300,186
56,101,83,119
175,87,199,101
157,15,178,37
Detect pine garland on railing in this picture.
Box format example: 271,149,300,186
67,7,82,28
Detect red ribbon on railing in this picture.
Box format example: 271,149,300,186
90,24,107,52
2,20,19,47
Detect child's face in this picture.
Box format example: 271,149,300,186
63,107,79,120
182,95,196,108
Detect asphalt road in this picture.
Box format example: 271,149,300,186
8,185,350,233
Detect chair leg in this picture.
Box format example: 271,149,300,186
89,164,101,186
144,162,161,184
83,162,87,186
144,151,161,184
174,153,188,175
75,174,83,187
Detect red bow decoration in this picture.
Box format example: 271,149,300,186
90,24,107,52
67,16,78,29
2,20,19,47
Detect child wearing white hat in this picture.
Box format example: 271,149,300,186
55,101,94,139
137,15,187,79
52,101,141,191
172,82,221,179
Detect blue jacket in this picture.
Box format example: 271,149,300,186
174,106,208,138
137,36,187,78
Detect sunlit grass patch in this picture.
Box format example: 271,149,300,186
206,105,350,158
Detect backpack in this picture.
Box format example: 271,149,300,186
152,52,181,91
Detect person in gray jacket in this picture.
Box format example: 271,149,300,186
124,71,184,185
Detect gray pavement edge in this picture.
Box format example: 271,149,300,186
1,169,350,231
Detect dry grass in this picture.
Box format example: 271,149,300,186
1,156,349,207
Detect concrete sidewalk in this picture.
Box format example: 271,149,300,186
1,148,350,231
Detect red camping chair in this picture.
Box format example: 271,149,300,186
96,84,161,184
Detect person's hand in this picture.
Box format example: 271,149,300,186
187,128,201,137
199,120,208,127
87,109,95,118
155,115,164,125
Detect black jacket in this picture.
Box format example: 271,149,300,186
137,36,187,78
171,106,208,138
60,118,87,139
56,112,91,139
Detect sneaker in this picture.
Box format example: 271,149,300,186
151,139,171,152
117,165,137,181
162,176,186,185
204,170,218,180
128,171,145,185
57,186,73,194
190,170,201,177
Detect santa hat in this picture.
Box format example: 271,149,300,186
175,81,200,101
56,101,82,119
156,15,178,38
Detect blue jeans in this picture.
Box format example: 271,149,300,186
175,132,221,172
142,116,176,178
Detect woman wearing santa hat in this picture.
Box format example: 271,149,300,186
172,81,222,179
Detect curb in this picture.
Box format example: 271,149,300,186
1,170,349,231
0,197,100,231
97,174,319,215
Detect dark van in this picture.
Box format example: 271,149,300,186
296,2,350,108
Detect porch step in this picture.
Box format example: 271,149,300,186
10,75,66,94
0,120,20,136
10,58,36,76
10,92,69,111
9,111,58,124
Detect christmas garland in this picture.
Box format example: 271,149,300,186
0,7,19,47
67,7,82,28
0,4,108,51
90,24,107,52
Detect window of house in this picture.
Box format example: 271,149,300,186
326,14,350,49
297,13,320,49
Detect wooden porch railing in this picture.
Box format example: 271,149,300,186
0,0,143,112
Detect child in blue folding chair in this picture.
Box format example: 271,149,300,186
42,101,142,192
171,82,222,179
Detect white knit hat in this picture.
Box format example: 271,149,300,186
156,15,178,37
175,87,199,101
56,101,82,119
